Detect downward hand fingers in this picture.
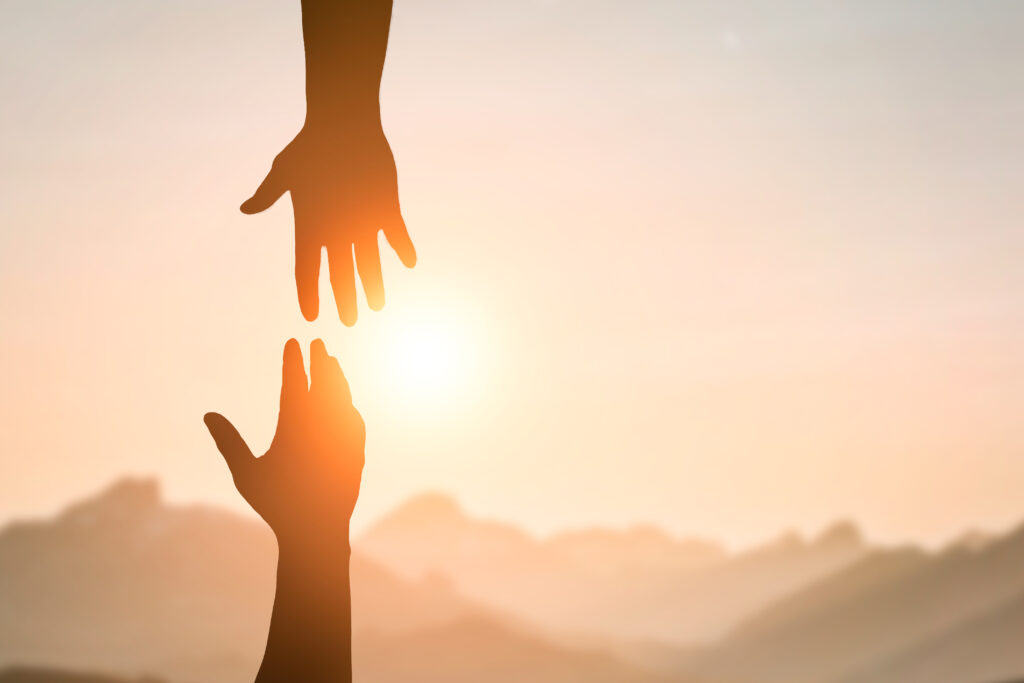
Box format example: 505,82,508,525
328,242,358,327
294,221,322,323
383,213,416,269
355,235,385,311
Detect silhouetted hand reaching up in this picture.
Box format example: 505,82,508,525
241,0,416,324
205,339,363,682
205,338,365,536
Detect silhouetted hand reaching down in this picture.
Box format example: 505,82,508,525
241,0,416,324
205,339,364,683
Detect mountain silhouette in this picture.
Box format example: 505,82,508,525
845,589,1024,683
0,480,671,683
3,479,1024,682
359,492,866,642
357,617,674,683
0,669,166,683
690,524,1024,682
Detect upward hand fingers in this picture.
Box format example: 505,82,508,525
276,338,309,437
309,339,354,407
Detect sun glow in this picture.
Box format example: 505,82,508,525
314,285,496,421
389,320,467,396
362,302,486,413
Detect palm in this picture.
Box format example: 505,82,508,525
205,339,365,541
242,126,416,325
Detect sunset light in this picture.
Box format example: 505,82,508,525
392,322,462,392
378,310,479,409
3,2,1024,682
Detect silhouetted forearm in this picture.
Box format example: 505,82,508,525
301,0,394,128
256,536,353,683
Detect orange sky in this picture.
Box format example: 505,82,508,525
1,0,1022,547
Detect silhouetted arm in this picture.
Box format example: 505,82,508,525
301,0,392,128
258,538,353,682
241,0,416,325
205,339,365,683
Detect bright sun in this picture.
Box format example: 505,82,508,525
391,322,463,392
316,294,491,415
377,311,480,408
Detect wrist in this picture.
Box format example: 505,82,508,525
303,98,383,136
275,527,351,565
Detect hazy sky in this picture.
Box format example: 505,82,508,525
1,0,1022,547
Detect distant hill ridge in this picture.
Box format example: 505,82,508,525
3,478,1024,683
0,668,165,683
0,479,672,683
688,521,1024,683
359,489,869,642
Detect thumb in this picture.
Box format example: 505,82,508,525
204,412,255,481
240,161,289,214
